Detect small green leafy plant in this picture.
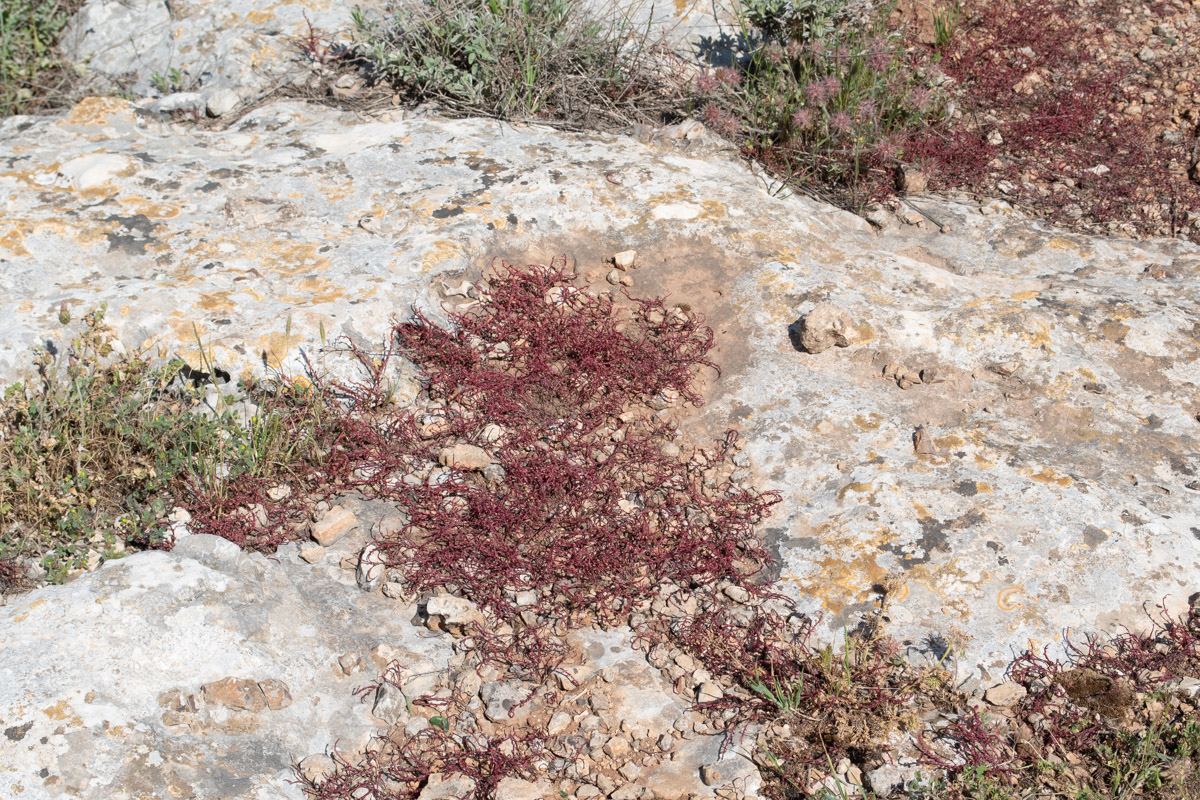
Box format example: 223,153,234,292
150,66,187,95
749,670,806,712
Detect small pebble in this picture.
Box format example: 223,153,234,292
298,544,325,564
612,250,637,270
913,425,938,455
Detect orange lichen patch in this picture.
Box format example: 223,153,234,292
419,240,465,271
0,225,31,257
974,481,993,493
119,197,183,220
42,700,82,726
57,97,135,127
791,528,891,615
408,198,442,217
1022,318,1053,350
261,331,304,370
78,185,122,201
1045,236,1092,258
906,563,986,620
1,217,101,250
911,500,932,520
854,321,877,344
179,238,238,266
349,202,393,224
934,433,964,449
1011,290,1039,301
697,200,726,220
997,584,1025,610
853,413,883,431
245,8,274,24
279,276,349,306
256,241,330,276
974,451,996,469
1,162,59,189
836,482,875,503
195,292,235,312
483,213,517,231
752,270,804,325
1044,373,1076,400
321,182,356,203
1023,466,1073,487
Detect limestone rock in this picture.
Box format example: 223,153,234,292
612,249,637,270
1,51,1198,686
0,542,453,799
299,543,326,564
419,774,479,800
794,303,857,354
984,681,1028,706
481,680,534,724
1165,676,1200,698
356,543,387,591
438,443,493,471
865,764,904,797
258,678,293,710
201,677,267,712
371,682,410,725
425,595,486,634
312,506,357,546
494,777,554,800
205,88,241,117
298,753,336,784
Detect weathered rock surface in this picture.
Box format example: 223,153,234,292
4,86,1199,681
59,0,362,105
0,535,454,799
4,0,1200,745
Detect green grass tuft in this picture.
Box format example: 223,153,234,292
0,0,82,116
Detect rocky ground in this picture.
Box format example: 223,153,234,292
3,0,1200,798
900,0,1200,242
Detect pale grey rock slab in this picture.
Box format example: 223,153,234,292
0,541,455,799
58,0,363,100
696,197,1200,677
2,93,1199,679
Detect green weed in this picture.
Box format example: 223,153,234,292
749,670,806,712
150,66,187,95
696,0,948,209
349,0,682,126
931,0,960,50
0,306,324,582
0,0,81,116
